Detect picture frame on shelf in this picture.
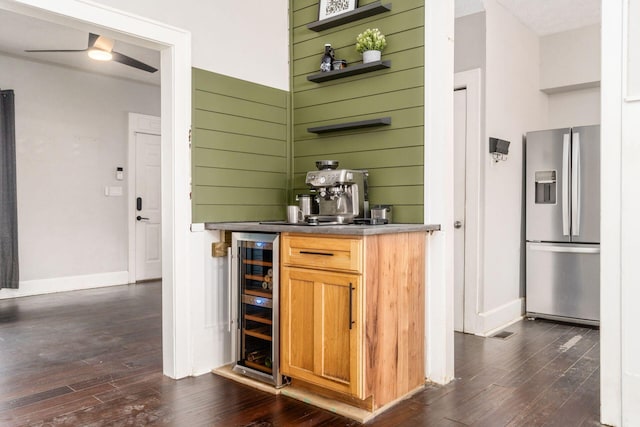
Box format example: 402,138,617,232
318,0,358,21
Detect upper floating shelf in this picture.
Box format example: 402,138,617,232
307,60,391,83
307,117,392,134
307,1,392,32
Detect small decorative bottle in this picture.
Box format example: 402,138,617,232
320,43,335,72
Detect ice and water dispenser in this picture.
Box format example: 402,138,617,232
534,171,556,204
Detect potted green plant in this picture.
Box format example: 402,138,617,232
355,28,387,63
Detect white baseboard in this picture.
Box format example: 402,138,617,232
475,297,525,337
0,271,130,299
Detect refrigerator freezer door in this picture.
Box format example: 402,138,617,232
526,242,600,324
571,125,600,243
526,128,572,242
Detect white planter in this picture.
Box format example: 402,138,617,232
362,50,381,64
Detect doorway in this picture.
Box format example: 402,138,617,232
128,113,162,283
0,0,191,379
453,69,482,335
453,87,466,332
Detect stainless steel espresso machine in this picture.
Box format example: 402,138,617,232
304,160,368,225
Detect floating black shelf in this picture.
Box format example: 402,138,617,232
307,117,391,134
307,1,392,32
307,60,391,83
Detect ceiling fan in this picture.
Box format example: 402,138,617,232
25,33,158,73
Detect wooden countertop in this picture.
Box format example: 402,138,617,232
204,221,440,236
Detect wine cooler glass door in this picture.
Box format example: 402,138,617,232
231,233,281,387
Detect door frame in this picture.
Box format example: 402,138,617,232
128,113,161,284
600,0,622,424
454,69,483,335
0,0,193,379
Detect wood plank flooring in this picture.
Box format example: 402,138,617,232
0,282,600,426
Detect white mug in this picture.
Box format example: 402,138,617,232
287,205,303,223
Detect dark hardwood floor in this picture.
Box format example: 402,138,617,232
0,282,600,426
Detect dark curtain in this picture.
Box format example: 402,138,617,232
0,89,19,289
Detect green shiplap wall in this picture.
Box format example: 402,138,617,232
291,0,425,223
192,68,289,222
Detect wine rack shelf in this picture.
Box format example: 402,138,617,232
245,326,272,341
245,313,273,325
244,289,272,298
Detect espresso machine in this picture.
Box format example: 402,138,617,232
304,160,368,225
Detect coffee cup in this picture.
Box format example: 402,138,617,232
287,205,303,223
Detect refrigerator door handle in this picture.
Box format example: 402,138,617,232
528,243,600,254
562,133,571,236
571,132,581,236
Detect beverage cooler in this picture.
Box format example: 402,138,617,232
229,232,284,387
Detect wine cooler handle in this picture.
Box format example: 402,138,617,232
349,283,354,330
227,249,232,333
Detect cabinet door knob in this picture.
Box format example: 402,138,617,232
454,220,463,229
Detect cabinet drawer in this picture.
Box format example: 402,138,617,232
281,234,362,273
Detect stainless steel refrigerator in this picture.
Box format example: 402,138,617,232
525,125,600,325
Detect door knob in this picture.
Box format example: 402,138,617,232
136,216,149,221
454,220,462,229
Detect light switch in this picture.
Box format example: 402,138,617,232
116,167,124,181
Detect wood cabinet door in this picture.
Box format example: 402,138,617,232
280,266,363,397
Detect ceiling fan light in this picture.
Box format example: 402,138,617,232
88,48,112,61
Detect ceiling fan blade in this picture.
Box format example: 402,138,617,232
25,49,87,53
111,51,158,73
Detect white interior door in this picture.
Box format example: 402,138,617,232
135,132,162,281
453,88,467,332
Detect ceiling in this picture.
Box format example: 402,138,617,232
0,8,160,86
0,2,599,85
455,0,601,35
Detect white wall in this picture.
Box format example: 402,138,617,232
189,228,232,375
91,0,289,91
0,53,160,297
480,0,548,332
541,25,601,129
540,24,601,93
455,12,485,74
547,86,600,129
